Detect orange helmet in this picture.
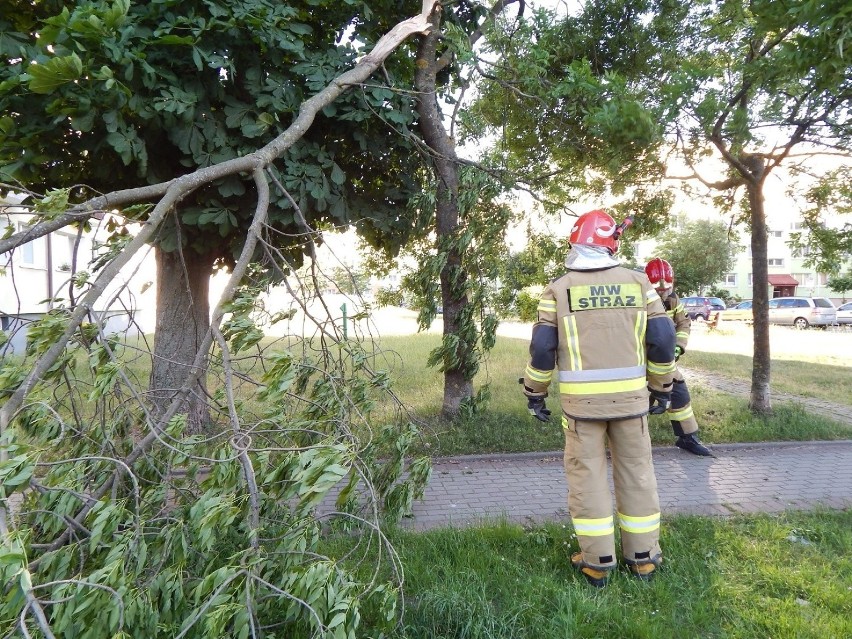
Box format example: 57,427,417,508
645,257,674,289
569,209,625,254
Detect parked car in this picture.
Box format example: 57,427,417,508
836,301,852,325
681,296,727,321
721,299,753,322
767,296,836,329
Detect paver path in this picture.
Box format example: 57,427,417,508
404,441,852,531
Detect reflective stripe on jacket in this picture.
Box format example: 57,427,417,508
663,292,691,351
524,265,676,420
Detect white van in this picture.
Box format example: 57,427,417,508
767,297,836,329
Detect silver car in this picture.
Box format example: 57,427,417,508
767,296,836,329
836,301,852,325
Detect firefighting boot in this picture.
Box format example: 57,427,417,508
571,553,610,588
628,556,662,582
675,433,713,457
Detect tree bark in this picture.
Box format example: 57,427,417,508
150,246,217,432
415,7,474,418
746,159,772,414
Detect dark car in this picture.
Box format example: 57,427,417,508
681,296,727,321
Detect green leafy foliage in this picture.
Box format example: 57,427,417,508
656,218,740,296
655,0,852,279
0,284,431,637
470,1,670,206
0,0,426,267
493,225,569,317
827,272,852,296
397,167,514,387
514,290,541,324
788,166,852,276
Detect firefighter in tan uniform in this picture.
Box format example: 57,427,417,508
645,258,713,457
521,210,676,587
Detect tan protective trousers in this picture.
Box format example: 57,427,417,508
667,370,699,436
563,415,662,570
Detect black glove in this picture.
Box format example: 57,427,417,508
527,396,552,423
648,389,671,415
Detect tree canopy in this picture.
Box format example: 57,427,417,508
655,218,739,297
0,0,439,429
646,0,852,412
0,0,427,258
469,0,678,224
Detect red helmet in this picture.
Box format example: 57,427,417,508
645,257,674,289
569,209,621,254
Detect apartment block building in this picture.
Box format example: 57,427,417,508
720,218,850,304
1,194,156,354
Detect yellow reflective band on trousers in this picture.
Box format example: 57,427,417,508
618,512,661,534
668,405,694,421
560,375,646,395
562,314,582,371
538,299,557,313
573,516,615,537
647,360,675,375
525,365,552,384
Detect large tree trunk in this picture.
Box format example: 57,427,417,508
746,160,772,414
415,7,474,418
150,246,216,432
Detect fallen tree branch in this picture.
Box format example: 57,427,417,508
5,1,438,574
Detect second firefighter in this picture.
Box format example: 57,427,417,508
644,257,713,457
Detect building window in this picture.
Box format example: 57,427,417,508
17,223,42,267
724,273,737,286
58,234,79,271
747,273,753,286
793,273,815,287
768,258,784,267
769,230,782,238
817,273,829,285
791,222,807,231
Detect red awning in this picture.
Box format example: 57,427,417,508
767,274,799,286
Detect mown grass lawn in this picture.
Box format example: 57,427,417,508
105,326,849,456
326,510,852,638
365,332,851,457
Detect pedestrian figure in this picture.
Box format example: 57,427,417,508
521,209,676,587
645,258,713,457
